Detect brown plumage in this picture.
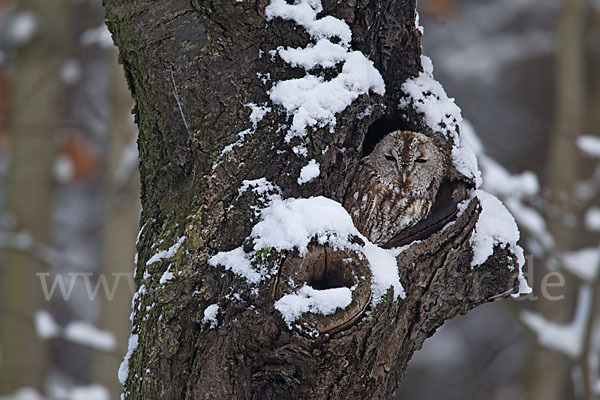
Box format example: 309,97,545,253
344,130,447,245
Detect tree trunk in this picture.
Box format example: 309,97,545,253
104,1,522,398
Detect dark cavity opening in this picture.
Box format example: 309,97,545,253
309,250,355,290
362,117,408,157
310,275,349,290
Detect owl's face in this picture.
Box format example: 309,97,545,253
366,130,445,197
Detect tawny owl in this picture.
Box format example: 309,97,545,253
344,130,446,245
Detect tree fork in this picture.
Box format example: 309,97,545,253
104,0,521,399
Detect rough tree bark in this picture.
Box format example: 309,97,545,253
103,1,521,399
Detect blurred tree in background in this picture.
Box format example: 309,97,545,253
0,0,138,398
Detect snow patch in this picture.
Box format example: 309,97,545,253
521,285,592,358
0,386,109,400
212,103,270,171
269,53,385,141
278,39,349,69
159,266,175,284
362,243,406,301
400,56,481,186
248,103,272,128
61,59,82,85
34,311,116,351
275,284,352,326
80,25,114,48
266,0,384,142
415,10,424,35
585,207,600,231
202,304,220,329
577,135,600,158
118,333,139,385
401,56,461,141
34,310,59,339
237,178,280,201
65,385,109,400
297,159,320,184
452,135,482,188
209,195,405,310
146,236,186,266
64,321,116,351
136,220,149,245
561,247,600,282
266,0,351,45
208,247,263,284
469,190,522,268
250,196,357,255
469,190,531,297
7,12,37,45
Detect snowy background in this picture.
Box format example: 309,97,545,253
0,0,598,399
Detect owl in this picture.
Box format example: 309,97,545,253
344,130,446,246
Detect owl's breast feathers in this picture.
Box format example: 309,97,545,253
344,164,436,246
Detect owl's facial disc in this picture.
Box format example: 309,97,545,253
383,150,406,180
409,151,428,179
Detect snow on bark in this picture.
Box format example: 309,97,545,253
145,235,186,266
275,284,353,327
469,190,521,267
414,10,424,35
297,159,320,184
208,247,263,284
207,0,530,327
212,103,271,173
209,194,406,324
237,178,280,201
468,189,530,297
266,0,385,147
265,0,352,45
460,121,537,294
400,59,531,296
207,1,400,327
400,55,481,187
202,304,220,329
118,333,139,385
159,266,175,284
208,0,531,334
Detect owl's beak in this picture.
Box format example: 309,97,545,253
402,171,408,183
